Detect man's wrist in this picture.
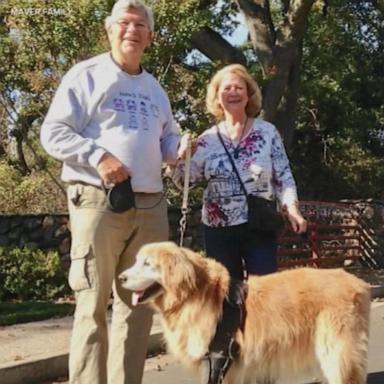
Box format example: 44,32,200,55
89,148,108,168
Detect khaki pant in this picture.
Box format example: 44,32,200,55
67,184,169,384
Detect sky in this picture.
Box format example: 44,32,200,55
226,12,248,46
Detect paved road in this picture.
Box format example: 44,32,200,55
44,367,384,384
44,354,384,384
30,302,384,384
143,363,384,384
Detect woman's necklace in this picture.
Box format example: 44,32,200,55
225,117,248,159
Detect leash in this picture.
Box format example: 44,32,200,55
179,138,192,246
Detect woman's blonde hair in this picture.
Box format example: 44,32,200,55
206,64,262,120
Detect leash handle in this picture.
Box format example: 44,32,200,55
179,138,192,246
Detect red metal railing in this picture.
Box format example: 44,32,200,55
277,201,367,268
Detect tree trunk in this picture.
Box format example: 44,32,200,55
14,136,30,175
235,0,275,75
236,0,315,148
190,0,316,149
274,41,303,148
190,27,247,65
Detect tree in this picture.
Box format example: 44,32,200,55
0,0,109,168
187,0,318,148
185,0,384,200
0,0,222,212
0,0,110,211
291,1,384,199
0,0,383,214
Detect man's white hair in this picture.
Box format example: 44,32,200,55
105,0,154,31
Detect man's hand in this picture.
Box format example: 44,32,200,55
97,153,130,185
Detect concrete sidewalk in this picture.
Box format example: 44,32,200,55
0,312,164,384
1,302,383,384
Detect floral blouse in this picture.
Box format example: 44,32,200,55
173,118,298,227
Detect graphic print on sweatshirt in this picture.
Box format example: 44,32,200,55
109,90,160,131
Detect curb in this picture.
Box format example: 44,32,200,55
371,285,384,300
1,332,164,384
2,354,69,384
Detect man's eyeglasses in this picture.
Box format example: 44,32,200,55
115,20,149,30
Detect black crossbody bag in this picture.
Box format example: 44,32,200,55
217,130,284,234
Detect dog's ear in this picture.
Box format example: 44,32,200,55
161,246,197,297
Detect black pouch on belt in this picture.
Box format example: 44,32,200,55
105,177,135,213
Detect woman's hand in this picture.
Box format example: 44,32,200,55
177,133,197,160
285,204,307,234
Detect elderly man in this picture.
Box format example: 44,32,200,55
40,1,180,383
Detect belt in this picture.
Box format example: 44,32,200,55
67,181,162,195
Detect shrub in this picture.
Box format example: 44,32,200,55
0,246,70,301
0,160,67,214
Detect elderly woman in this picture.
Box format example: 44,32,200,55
174,63,307,383
176,64,307,280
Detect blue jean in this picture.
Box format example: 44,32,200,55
203,223,278,280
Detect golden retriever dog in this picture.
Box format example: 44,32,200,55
119,241,370,384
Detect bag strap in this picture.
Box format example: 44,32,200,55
217,129,248,197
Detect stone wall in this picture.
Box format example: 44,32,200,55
0,208,204,270
0,214,71,268
0,199,383,269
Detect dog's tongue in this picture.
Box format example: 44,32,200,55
132,291,144,306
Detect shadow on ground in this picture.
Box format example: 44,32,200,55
368,371,384,384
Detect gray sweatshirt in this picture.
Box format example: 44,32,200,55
41,52,180,193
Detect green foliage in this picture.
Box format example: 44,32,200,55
291,2,384,200
0,246,70,301
0,0,383,212
0,301,75,326
143,0,222,134
1,0,108,86
0,0,109,190
0,160,67,213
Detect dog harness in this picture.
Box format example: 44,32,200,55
201,278,248,384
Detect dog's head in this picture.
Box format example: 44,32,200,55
119,241,199,306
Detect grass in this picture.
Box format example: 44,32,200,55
0,301,75,326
